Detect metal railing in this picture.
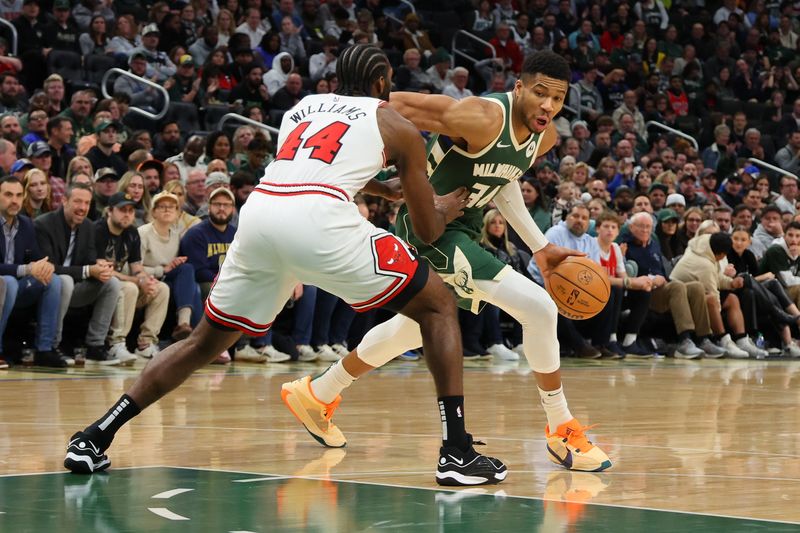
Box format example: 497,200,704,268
0,18,17,56
451,30,495,69
747,157,799,181
101,68,170,120
217,113,279,138
399,0,416,13
645,121,699,151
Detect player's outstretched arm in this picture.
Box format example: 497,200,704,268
389,92,501,151
377,105,460,244
494,181,550,254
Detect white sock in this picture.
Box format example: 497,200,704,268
623,333,637,346
609,333,617,342
538,385,573,434
310,360,356,404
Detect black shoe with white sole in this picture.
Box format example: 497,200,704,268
64,432,110,474
436,439,507,486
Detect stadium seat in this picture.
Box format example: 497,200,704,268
46,51,83,86
204,103,232,131
168,101,201,134
84,55,118,87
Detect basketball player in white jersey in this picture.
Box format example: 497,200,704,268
64,45,507,487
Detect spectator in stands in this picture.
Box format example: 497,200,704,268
117,171,150,227
138,160,163,197
713,205,733,233
22,109,48,146
180,186,236,303
239,135,271,178
47,116,75,181
309,35,338,82
279,15,306,65
262,52,295,97
90,167,118,220
0,73,25,115
738,128,774,163
572,64,603,122
153,121,182,162
441,67,473,101
65,156,92,186
21,168,51,218
195,172,237,223
41,74,64,117
59,91,93,144
655,208,681,264
166,135,206,184
775,131,800,178
395,48,435,93
85,121,126,178
230,170,254,212
400,13,434,58
26,141,66,209
623,211,719,359
131,23,177,83
612,90,646,139
0,175,65,366
181,168,206,216
45,0,81,53
188,25,219,66
673,231,766,358
202,133,234,175
95,191,168,361
165,55,202,106
162,180,199,237
489,22,523,74
751,204,783,259
236,7,270,49
229,63,270,110
271,72,307,111
115,52,163,112
79,14,110,56
35,183,122,364
107,15,140,59
761,221,800,308
13,0,47,94
774,176,799,216
718,173,744,208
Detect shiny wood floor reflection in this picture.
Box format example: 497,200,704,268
2,357,800,526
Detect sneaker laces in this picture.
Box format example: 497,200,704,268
560,423,597,452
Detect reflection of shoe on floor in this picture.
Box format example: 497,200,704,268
281,375,345,447
545,419,612,472
436,435,507,486
544,471,609,503
293,448,348,478
64,431,110,474
486,344,519,361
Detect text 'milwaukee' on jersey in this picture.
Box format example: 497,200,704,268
261,94,387,200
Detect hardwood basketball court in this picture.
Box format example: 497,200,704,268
1,357,799,531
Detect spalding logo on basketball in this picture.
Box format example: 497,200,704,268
547,257,610,320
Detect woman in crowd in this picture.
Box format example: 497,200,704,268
138,191,207,347
163,180,200,237
118,171,151,227
675,207,704,257
80,15,111,56
655,208,681,274
634,168,652,194
572,162,591,190
204,131,236,173
107,15,140,60
460,209,528,361
162,162,182,185
215,9,235,47
21,168,52,219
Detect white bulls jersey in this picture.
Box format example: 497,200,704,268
261,93,386,201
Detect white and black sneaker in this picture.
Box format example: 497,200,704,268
64,432,110,474
436,437,507,486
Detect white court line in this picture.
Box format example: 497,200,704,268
152,488,194,499
0,465,164,478
233,476,292,483
4,419,797,460
147,507,190,521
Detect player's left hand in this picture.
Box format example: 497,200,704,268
380,177,403,201
534,243,586,285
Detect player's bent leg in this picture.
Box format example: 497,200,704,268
64,318,244,474
476,271,612,473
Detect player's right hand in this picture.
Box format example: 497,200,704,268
434,187,469,223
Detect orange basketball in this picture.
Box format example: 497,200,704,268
547,256,610,320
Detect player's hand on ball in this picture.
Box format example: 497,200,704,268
434,187,469,223
534,243,586,282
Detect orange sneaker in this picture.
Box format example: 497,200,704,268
281,376,346,448
545,419,611,472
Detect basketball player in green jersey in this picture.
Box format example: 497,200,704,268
282,51,612,473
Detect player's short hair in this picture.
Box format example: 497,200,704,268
521,51,571,83
709,232,732,255
336,44,389,98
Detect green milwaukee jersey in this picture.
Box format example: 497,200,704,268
396,92,543,311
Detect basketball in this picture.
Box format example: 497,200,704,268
547,256,610,320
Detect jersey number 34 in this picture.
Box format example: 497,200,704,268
275,121,351,164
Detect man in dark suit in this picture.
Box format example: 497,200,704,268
0,176,66,367
35,183,123,365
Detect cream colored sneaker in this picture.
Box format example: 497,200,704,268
545,418,612,472
234,344,268,363
281,376,346,448
258,345,291,362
